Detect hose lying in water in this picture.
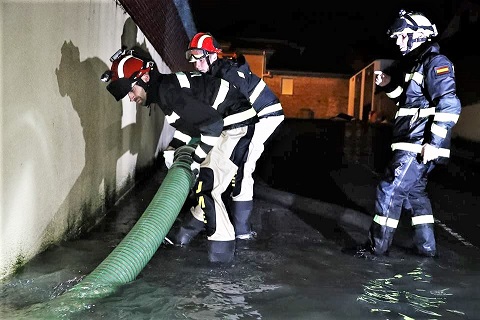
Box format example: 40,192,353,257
28,145,196,317
71,145,196,288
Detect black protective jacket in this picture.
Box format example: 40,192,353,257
209,55,284,119
381,42,461,163
146,69,258,166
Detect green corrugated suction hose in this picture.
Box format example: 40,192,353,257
27,145,196,318
73,144,196,287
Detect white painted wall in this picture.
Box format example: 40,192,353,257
0,0,175,280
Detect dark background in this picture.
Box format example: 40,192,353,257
189,0,462,73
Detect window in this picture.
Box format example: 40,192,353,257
281,78,293,95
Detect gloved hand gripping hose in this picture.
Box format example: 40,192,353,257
173,144,199,184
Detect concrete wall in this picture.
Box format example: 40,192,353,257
0,0,186,280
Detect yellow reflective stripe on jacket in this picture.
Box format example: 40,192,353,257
431,123,447,138
175,72,190,88
405,71,424,84
223,108,257,127
249,80,266,105
194,143,208,159
257,103,283,117
172,129,191,144
386,86,403,99
200,134,219,148
166,111,181,124
212,79,230,110
434,112,460,123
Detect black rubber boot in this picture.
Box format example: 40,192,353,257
174,213,205,246
413,224,437,257
369,222,395,256
208,240,236,263
231,201,255,239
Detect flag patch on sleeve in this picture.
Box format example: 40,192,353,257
434,65,450,76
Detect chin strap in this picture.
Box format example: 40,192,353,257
403,35,427,55
205,54,213,71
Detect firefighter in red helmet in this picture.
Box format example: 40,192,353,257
181,32,284,243
101,48,259,263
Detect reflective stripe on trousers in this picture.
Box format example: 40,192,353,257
369,150,436,255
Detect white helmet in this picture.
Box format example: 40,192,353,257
388,9,438,38
387,9,438,54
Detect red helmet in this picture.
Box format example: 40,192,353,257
186,32,222,62
101,49,154,101
110,54,151,81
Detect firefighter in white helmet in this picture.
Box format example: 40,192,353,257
101,48,259,263
387,9,438,55
357,10,461,258
181,32,284,243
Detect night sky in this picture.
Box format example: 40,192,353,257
189,0,458,73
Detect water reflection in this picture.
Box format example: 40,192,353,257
359,265,469,319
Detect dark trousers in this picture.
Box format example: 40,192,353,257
369,150,436,256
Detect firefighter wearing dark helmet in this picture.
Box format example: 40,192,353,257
359,10,462,258
101,48,258,263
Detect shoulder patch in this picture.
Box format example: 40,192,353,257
434,65,451,76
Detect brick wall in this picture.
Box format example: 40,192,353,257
264,74,350,119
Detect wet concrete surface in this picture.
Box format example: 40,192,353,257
256,119,480,251
1,119,480,319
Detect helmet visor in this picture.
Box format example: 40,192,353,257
185,49,208,62
106,78,135,101
387,18,409,37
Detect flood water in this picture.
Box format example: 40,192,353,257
2,120,480,320
2,171,479,320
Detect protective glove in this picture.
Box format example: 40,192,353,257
374,71,391,87
190,161,201,181
421,144,439,164
163,149,175,169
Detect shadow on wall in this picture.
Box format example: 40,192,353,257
50,40,162,243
